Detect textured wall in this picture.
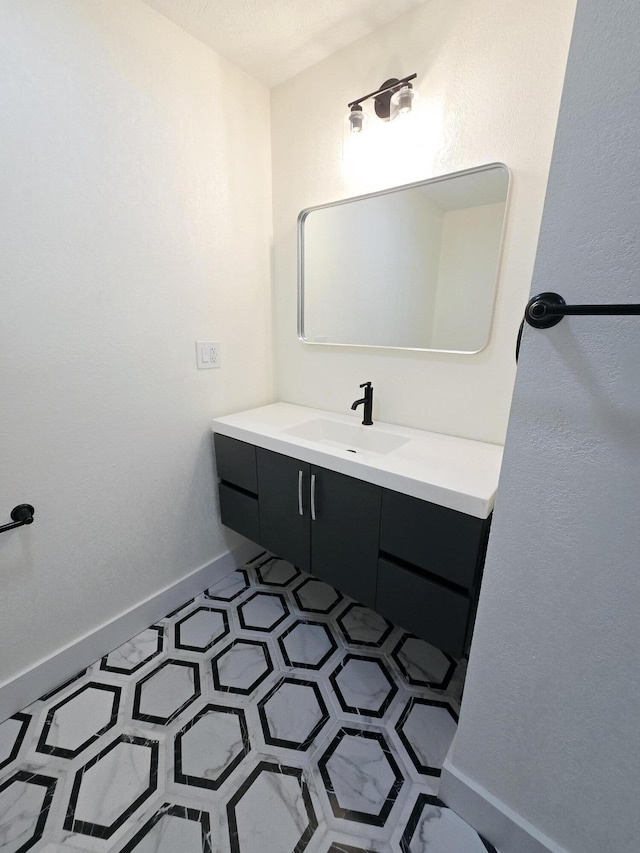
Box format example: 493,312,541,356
449,0,640,850
271,0,576,444
0,1,273,687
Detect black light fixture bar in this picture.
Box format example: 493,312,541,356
347,73,417,109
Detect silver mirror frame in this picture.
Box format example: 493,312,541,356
297,162,511,354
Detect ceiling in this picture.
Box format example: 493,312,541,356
142,0,425,88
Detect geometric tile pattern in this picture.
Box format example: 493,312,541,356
391,634,456,691
0,713,30,770
329,654,398,718
132,659,200,724
258,676,330,751
278,619,338,670
211,638,273,695
119,803,212,853
0,552,494,853
400,793,498,852
64,734,159,838
237,591,290,632
396,698,459,777
174,606,230,652
254,554,301,587
336,603,393,648
227,761,317,853
318,727,404,826
174,704,250,790
36,682,120,758
0,770,57,851
100,625,164,675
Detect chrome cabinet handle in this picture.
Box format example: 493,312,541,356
311,473,317,521
298,470,304,516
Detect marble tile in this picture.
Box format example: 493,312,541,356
227,761,318,853
65,735,159,838
330,655,398,719
399,793,497,853
317,728,404,827
133,660,200,725
390,635,456,691
0,713,30,770
211,638,274,695
205,568,250,602
3,553,495,853
101,627,164,675
174,606,230,652
258,677,330,751
293,578,344,615
323,840,379,853
237,591,290,632
337,605,393,649
0,770,57,853
278,620,339,670
255,556,301,587
37,682,120,758
119,803,211,853
395,699,458,777
174,703,250,790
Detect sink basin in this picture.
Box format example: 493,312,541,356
282,418,409,456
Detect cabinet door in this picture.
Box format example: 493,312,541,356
377,557,470,659
256,448,311,572
311,467,381,608
380,490,488,590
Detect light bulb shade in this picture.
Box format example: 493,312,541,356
390,84,417,116
348,104,367,133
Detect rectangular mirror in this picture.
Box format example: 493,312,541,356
298,163,510,353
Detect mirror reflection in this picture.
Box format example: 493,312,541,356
298,163,510,353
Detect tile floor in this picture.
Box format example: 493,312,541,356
0,553,498,853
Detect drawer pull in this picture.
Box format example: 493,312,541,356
298,470,304,516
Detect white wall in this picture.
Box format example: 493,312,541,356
0,1,273,689
446,0,640,850
271,0,577,445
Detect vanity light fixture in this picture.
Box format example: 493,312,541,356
347,73,417,133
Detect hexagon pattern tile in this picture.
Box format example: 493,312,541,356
399,794,497,852
0,552,495,852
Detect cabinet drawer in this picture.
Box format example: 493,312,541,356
376,557,470,659
219,483,260,543
214,434,258,494
380,490,487,589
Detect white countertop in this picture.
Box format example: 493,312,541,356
212,403,503,519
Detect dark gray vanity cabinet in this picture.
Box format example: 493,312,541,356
256,448,381,608
255,449,311,572
214,433,491,658
377,490,491,658
214,434,260,543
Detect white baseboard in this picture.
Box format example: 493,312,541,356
440,760,571,853
0,541,262,723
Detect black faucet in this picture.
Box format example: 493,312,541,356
351,382,374,425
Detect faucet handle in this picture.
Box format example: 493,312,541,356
359,381,372,389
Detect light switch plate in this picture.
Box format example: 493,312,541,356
196,341,221,369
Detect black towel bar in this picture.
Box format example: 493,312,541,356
0,504,35,534
516,292,640,361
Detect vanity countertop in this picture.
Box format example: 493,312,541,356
212,403,503,519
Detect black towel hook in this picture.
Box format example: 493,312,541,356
0,504,35,534
516,291,640,361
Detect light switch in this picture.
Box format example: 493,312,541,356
196,341,221,369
